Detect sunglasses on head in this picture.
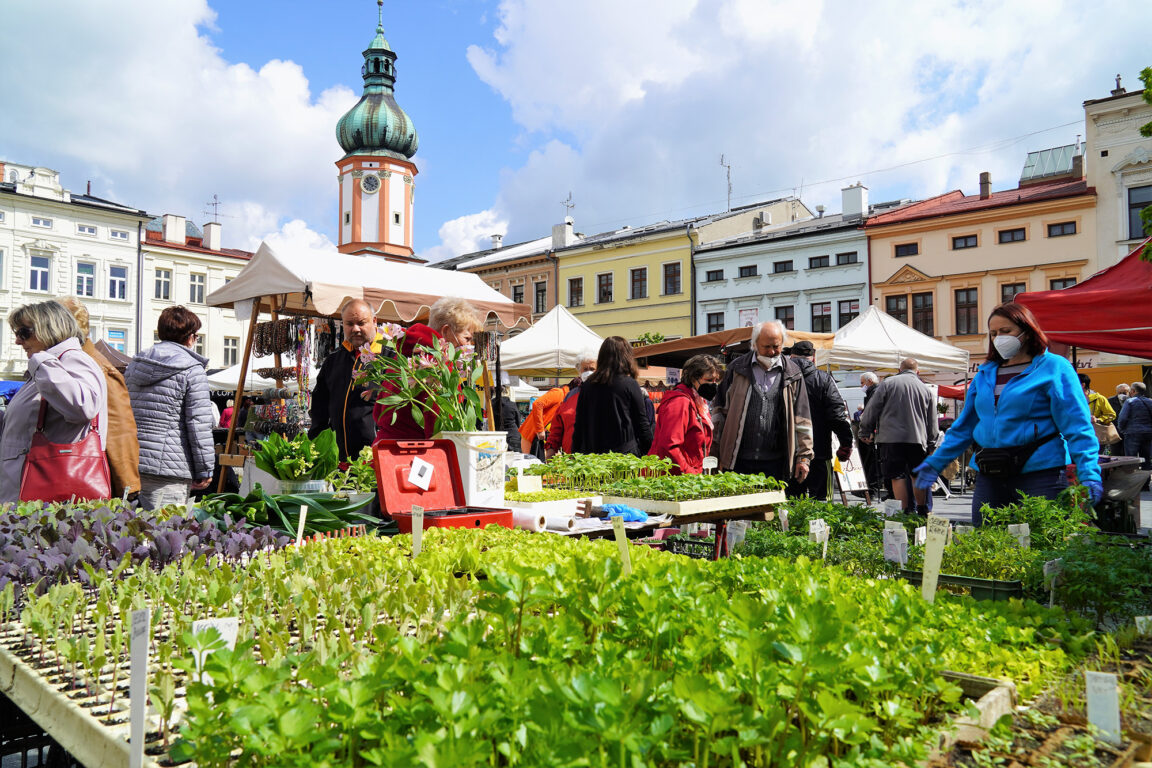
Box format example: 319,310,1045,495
14,327,34,342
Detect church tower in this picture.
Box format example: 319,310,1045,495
335,1,421,261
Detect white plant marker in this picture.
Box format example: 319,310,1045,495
1043,558,1065,609
702,456,718,475
190,617,239,685
954,524,974,537
882,499,902,517
883,527,908,567
611,516,632,576
129,607,149,768
1085,671,1122,745
295,505,308,544
920,516,950,603
914,526,927,546
1007,523,1030,548
778,507,789,532
411,504,424,557
1135,616,1151,635
884,520,904,529
808,519,829,559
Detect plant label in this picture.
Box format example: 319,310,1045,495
191,617,239,685
129,607,149,768
516,470,543,493
808,519,829,559
778,507,789,532
295,505,308,544
407,457,435,491
411,504,424,557
611,516,632,576
1043,558,1065,608
1007,523,1030,548
1135,616,1151,635
884,520,903,529
920,516,950,604
1085,671,1122,745
954,524,974,537
914,526,927,547
883,527,908,567
883,500,903,517
702,456,718,474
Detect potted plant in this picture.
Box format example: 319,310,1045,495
251,429,340,494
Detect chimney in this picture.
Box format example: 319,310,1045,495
162,214,186,244
979,172,991,200
841,182,868,217
86,180,91,195
552,216,576,249
1071,153,1083,179
204,221,222,251
491,233,503,250
815,204,825,218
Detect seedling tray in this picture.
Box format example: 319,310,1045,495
505,496,602,517
900,570,1024,601
601,490,786,517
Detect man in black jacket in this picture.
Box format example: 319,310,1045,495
788,341,853,500
309,299,382,460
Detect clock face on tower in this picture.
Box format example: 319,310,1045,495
360,174,380,194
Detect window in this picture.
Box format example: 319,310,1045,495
894,242,918,257
1047,221,1076,238
1129,185,1152,239
774,306,794,330
393,212,401,225
568,277,583,308
534,281,547,314
808,255,829,269
704,269,724,282
630,267,647,300
77,224,97,237
75,262,95,296
106,329,127,354
0,211,5,222
110,229,129,242
223,337,239,367
29,254,50,291
838,299,859,328
109,266,127,299
811,302,832,333
31,216,52,229
597,273,613,303
0,248,4,288
512,284,524,304
954,288,979,335
998,228,1026,244
189,273,205,304
155,269,171,300
194,334,205,357
886,295,908,324
739,265,759,278
772,261,792,274
912,292,934,336
1050,277,1077,291
706,312,725,333
662,262,681,295
952,235,977,250
1001,282,1026,303
835,251,858,265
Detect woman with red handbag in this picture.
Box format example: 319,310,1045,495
0,301,109,504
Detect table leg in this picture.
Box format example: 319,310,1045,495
712,520,728,560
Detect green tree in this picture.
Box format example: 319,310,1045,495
1140,67,1152,241
635,331,665,346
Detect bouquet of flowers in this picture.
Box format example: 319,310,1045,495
354,334,484,435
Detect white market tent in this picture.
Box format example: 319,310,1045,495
814,305,969,373
499,305,604,377
206,355,319,393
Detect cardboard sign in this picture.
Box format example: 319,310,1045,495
129,608,149,768
516,469,543,493
1007,523,1031,548
410,504,424,557
920,516,951,603
883,527,909,567
407,457,435,491
1085,671,1122,745
191,617,239,685
611,516,632,576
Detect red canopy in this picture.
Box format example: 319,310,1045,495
937,384,967,399
1015,238,1152,359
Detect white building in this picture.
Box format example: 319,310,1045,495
141,215,250,368
0,162,149,379
694,185,905,335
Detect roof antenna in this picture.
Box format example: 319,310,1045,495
203,194,234,223
561,191,575,219
719,154,732,211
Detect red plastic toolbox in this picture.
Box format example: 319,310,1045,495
372,439,513,533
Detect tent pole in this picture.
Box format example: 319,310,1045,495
1071,346,1078,369
218,299,261,492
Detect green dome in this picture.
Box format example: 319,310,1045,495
335,18,418,160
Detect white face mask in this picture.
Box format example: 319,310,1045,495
1118,393,1128,402
757,354,781,369
992,333,1022,361
580,369,593,381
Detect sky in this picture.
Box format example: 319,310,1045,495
1,0,1148,263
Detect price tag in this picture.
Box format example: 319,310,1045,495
1043,558,1065,609
410,504,424,557
191,617,239,685
1085,671,1122,745
129,607,149,768
920,516,950,603
914,526,927,547
611,516,632,576
883,527,908,567
778,507,789,532
516,468,543,493
1007,523,1030,548
407,457,435,491
1134,616,1151,635
295,505,308,544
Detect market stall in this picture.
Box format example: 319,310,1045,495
499,304,602,377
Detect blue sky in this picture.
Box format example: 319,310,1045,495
1,1,1148,262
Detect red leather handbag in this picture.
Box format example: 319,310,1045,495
19,400,111,503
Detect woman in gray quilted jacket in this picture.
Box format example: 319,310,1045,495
126,306,215,509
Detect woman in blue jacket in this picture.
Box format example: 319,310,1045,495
914,302,1101,524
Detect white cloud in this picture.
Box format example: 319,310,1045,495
256,218,339,260
419,209,509,263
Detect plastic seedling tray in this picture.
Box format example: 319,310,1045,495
504,496,602,517
601,490,786,517
900,570,1024,601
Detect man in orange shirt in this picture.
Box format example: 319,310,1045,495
520,352,597,458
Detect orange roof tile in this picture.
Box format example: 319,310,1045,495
864,179,1092,228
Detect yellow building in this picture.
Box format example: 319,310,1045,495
558,199,810,342
866,154,1099,376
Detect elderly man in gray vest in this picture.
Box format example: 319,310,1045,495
711,321,814,488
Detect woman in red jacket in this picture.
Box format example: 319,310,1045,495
649,354,723,474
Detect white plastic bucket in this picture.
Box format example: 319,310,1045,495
437,431,507,508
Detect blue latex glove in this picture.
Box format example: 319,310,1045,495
1084,480,1103,506
912,461,939,492
603,504,648,523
